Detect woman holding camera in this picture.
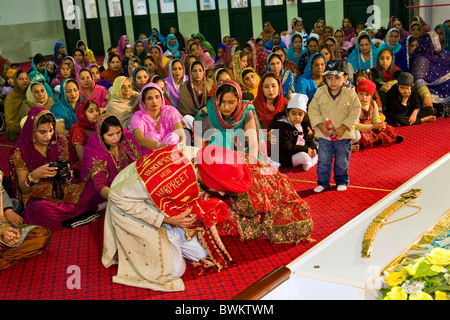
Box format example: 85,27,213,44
9,107,101,230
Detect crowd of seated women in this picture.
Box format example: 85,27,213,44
0,16,448,269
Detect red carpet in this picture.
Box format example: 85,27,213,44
0,118,449,300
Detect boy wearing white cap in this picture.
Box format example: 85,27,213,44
308,61,361,192
271,93,318,170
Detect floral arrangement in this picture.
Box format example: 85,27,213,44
380,248,450,300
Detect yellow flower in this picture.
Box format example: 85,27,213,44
405,258,425,276
426,248,450,266
435,291,449,300
385,268,408,286
384,286,408,300
430,264,444,273
409,292,433,300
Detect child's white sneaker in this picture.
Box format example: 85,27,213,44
337,185,347,191
302,162,313,171
314,185,325,193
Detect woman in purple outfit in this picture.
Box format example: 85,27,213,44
81,113,143,202
9,107,101,230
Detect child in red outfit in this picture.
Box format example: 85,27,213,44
353,79,403,151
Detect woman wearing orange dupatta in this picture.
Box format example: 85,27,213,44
252,72,288,131
260,22,276,44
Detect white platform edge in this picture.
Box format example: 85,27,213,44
284,152,450,289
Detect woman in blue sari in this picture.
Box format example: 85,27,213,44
286,33,306,66
165,34,181,59
394,35,418,72
295,52,327,102
194,80,267,163
266,53,295,99
215,44,226,63
151,28,166,44
51,41,68,66
410,31,450,106
346,31,379,83
50,78,81,135
264,31,288,51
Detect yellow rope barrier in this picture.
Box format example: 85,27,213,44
289,178,394,193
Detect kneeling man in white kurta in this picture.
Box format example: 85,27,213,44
102,144,253,291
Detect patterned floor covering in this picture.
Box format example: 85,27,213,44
0,118,449,300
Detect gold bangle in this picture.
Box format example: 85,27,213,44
24,172,39,189
24,177,36,189
27,172,40,184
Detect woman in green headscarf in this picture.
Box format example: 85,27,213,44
192,32,216,59
435,24,450,51
194,79,267,162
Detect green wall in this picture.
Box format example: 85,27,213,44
1,0,399,63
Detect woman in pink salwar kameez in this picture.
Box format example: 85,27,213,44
130,83,186,151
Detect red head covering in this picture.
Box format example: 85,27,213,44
75,98,99,131
252,72,287,129
196,145,253,193
246,39,269,76
357,79,376,96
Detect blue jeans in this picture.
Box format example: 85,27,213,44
316,138,352,188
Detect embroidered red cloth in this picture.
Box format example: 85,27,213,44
135,145,229,227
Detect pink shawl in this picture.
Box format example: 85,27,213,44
77,68,109,108
129,83,183,145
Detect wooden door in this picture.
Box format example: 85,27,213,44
197,0,221,49
82,0,105,55
297,0,325,34
262,0,287,33
228,0,253,46
130,0,152,40
60,0,81,54
343,0,374,27
390,0,410,31
156,0,179,37
105,0,127,48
